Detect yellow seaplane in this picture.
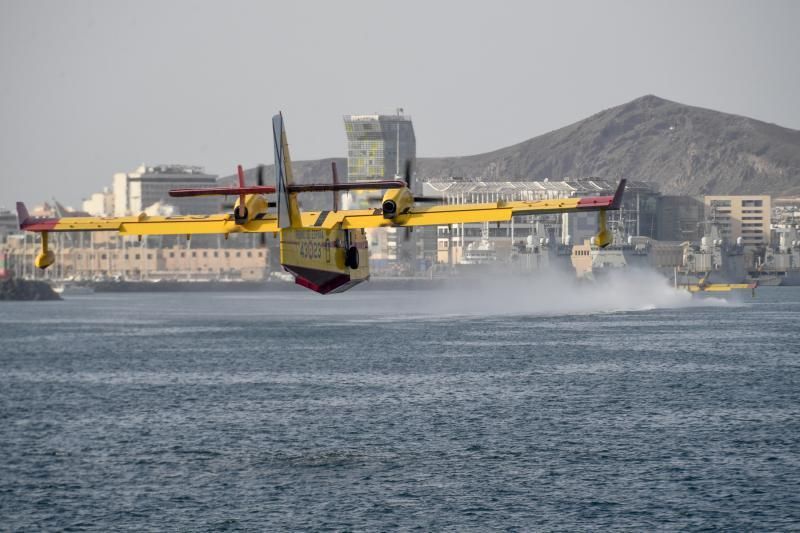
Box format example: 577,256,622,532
17,113,626,294
677,275,757,295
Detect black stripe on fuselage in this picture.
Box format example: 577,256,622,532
314,211,330,227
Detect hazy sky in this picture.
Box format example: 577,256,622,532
1,0,798,208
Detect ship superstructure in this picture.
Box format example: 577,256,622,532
680,222,748,285
571,214,682,280
752,225,800,285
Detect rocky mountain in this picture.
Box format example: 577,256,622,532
416,95,800,196
245,95,800,197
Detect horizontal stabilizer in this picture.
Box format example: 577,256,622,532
287,180,405,193
170,185,276,197
170,180,406,198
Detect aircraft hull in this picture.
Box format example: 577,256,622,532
280,227,369,294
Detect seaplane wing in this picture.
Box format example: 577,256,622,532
16,202,278,236
337,179,626,229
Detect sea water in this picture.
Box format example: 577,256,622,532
1,277,799,530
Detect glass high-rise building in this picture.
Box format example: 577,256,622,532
343,111,420,272
343,110,416,190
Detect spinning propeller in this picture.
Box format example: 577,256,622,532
385,160,442,241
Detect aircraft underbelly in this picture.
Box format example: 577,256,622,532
282,264,365,294
280,228,369,294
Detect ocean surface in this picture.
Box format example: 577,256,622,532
1,275,799,531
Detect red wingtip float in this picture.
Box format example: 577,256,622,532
14,113,626,294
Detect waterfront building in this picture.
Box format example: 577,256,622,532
112,164,219,216
703,195,771,248
3,233,268,282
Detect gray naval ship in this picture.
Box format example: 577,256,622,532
751,225,800,286
679,223,749,285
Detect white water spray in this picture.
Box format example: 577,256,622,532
406,268,735,317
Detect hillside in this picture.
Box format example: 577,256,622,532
416,95,800,196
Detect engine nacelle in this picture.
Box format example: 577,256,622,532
233,194,269,225
381,188,414,219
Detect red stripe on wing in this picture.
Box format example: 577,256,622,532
577,195,614,207
20,218,60,231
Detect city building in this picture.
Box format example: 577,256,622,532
3,232,268,282
343,110,416,184
0,209,19,245
82,187,115,216
113,164,220,216
703,195,771,247
656,195,705,242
